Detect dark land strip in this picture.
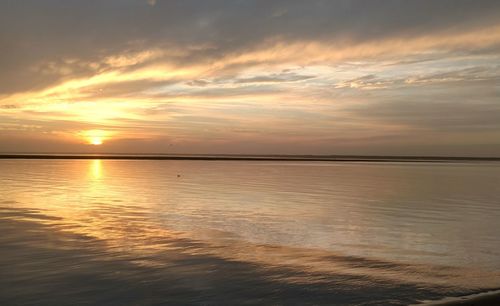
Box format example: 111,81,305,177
1,154,499,162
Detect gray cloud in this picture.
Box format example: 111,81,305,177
346,91,500,133
335,66,500,90
235,72,315,84
0,104,18,109
1,0,499,94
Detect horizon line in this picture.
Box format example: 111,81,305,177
1,153,499,162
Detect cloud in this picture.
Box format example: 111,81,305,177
1,0,499,94
0,104,18,109
234,72,315,84
333,66,500,90
344,85,500,133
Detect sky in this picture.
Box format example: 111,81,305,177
1,0,499,156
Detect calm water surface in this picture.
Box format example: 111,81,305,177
1,160,499,305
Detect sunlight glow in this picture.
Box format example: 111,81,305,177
79,129,114,145
90,137,103,145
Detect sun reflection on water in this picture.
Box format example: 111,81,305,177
90,160,102,180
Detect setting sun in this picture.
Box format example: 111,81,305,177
79,129,113,146
90,138,103,146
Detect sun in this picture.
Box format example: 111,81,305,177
79,129,114,146
90,137,103,145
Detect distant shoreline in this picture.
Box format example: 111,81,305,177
0,154,499,162
415,289,500,305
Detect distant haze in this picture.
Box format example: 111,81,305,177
1,0,500,156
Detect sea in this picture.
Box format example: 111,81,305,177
0,158,499,305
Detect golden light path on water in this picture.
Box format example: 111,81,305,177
91,159,102,179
